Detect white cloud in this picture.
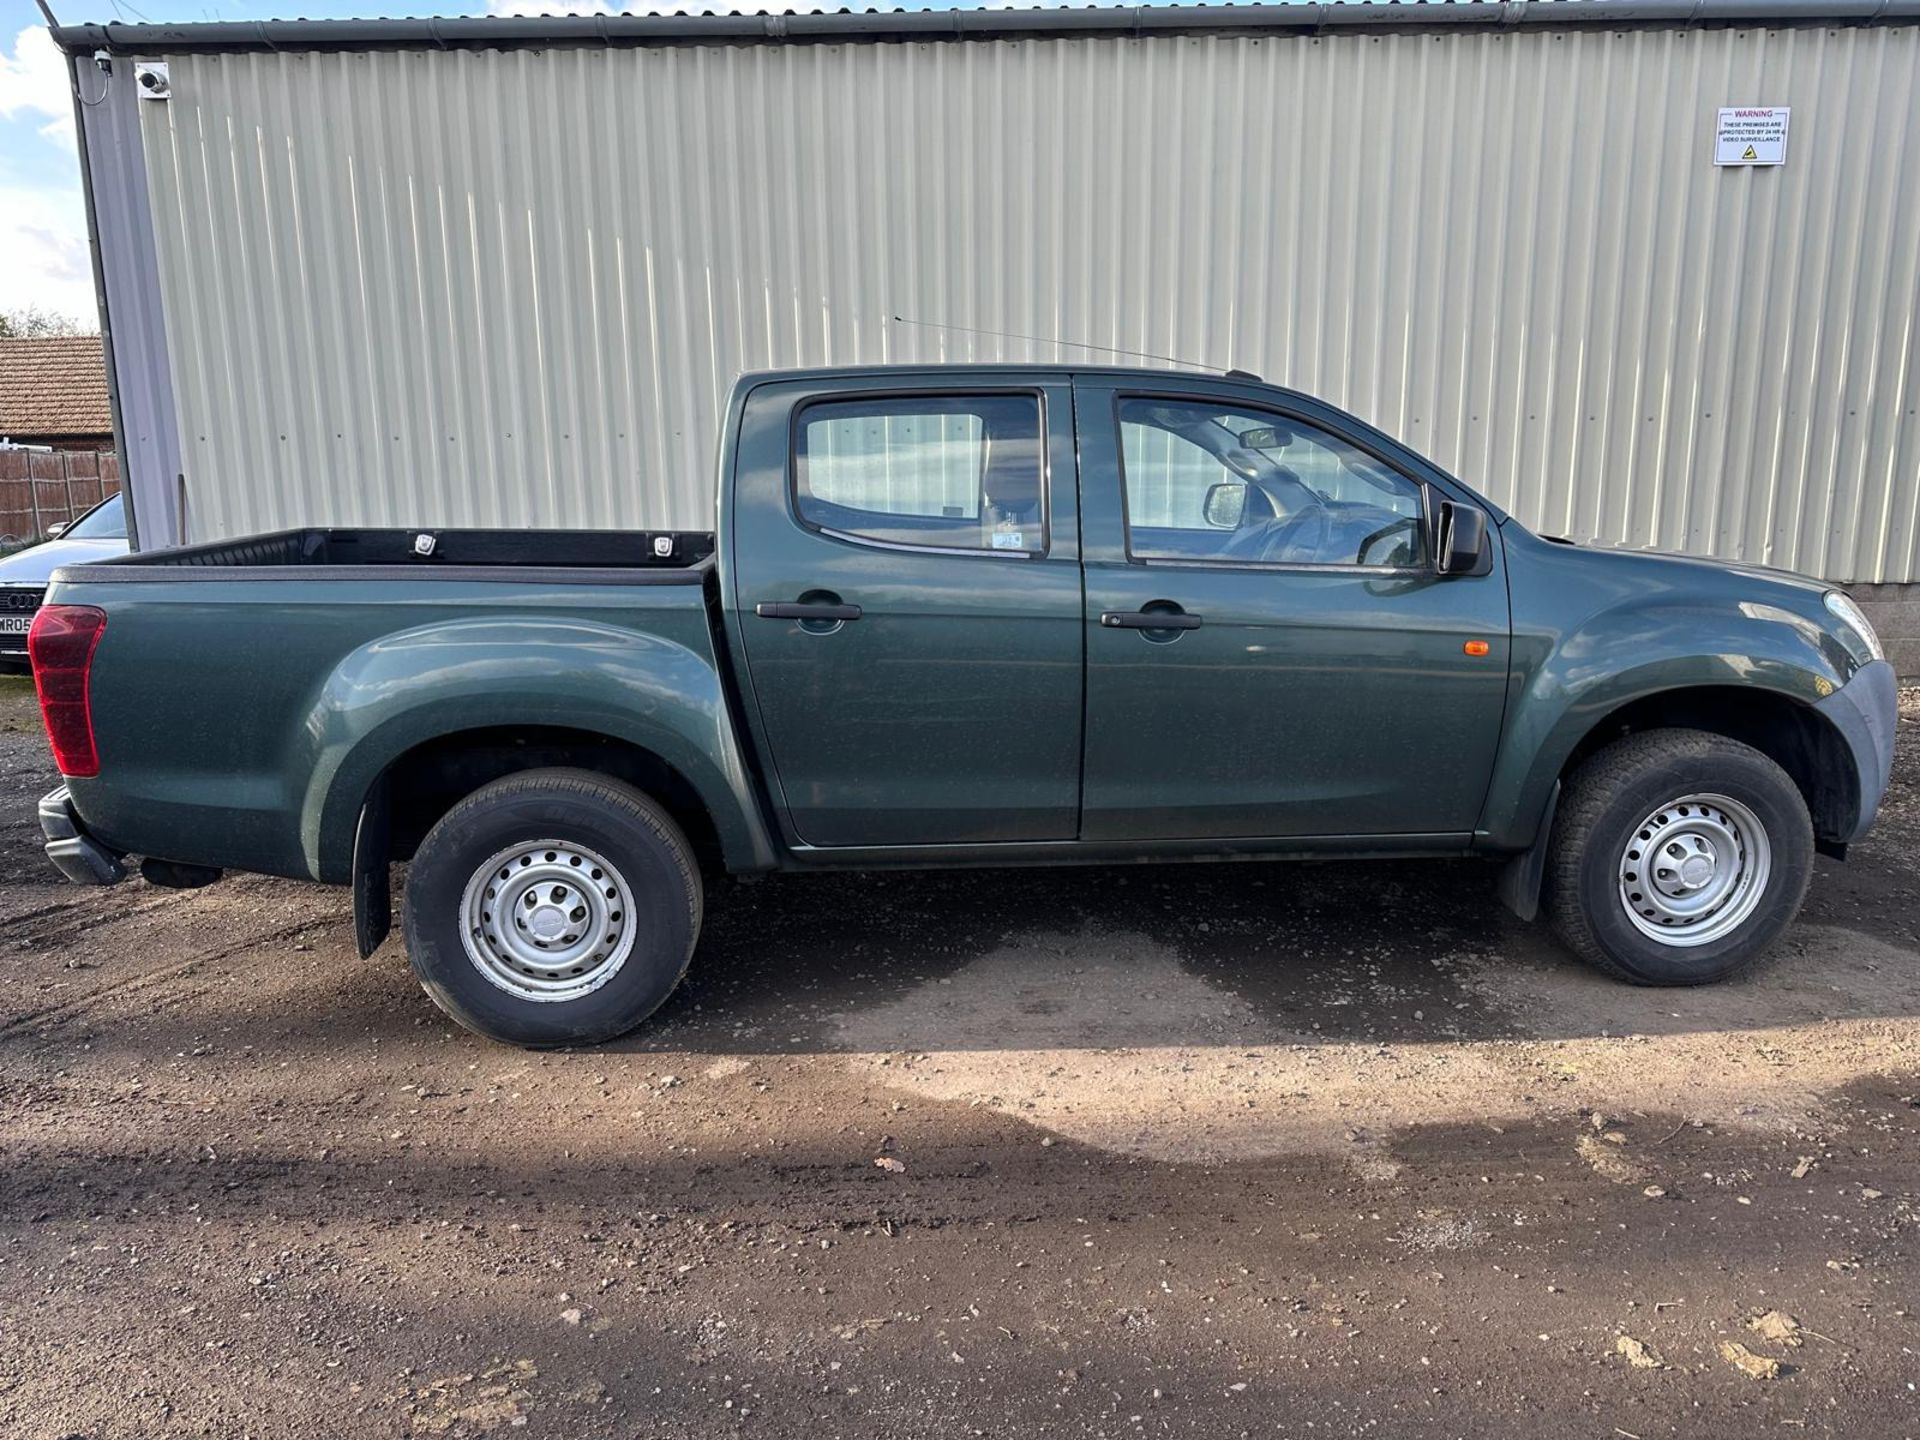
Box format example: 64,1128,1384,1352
0,25,73,144
0,182,96,329
0,28,92,327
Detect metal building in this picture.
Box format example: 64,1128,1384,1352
55,3,1920,610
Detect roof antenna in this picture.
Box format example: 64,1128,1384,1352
890,314,1259,380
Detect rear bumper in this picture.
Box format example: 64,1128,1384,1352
1814,658,1899,844
38,784,126,886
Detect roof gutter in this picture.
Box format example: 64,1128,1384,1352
50,0,1920,56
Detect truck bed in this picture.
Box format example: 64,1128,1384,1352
43,528,748,888
67,527,717,573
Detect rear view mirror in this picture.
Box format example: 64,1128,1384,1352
1237,425,1292,450
1435,501,1489,576
1202,482,1247,528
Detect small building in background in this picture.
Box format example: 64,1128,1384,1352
0,337,114,452
0,337,121,545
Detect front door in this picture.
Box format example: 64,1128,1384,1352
730,377,1083,848
1075,379,1510,842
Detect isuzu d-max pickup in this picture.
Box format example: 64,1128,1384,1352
29,366,1898,1046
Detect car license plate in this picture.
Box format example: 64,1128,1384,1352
0,614,32,636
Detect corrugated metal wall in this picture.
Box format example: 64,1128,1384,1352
135,24,1920,581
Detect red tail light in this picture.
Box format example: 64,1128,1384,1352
28,604,107,777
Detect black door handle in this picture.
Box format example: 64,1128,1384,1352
1100,610,1202,631
755,601,863,622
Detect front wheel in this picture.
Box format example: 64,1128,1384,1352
402,768,702,1046
1545,729,1813,985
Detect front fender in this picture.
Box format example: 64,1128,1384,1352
294,615,777,881
1479,538,1853,851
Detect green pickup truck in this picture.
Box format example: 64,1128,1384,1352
29,366,1897,1046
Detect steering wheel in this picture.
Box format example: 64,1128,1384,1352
1219,467,1329,562
1246,500,1334,564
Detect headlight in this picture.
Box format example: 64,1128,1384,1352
1824,591,1884,662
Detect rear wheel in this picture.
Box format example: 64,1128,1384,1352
1545,729,1813,985
402,768,702,1046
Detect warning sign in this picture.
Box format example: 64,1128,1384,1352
1715,107,1790,166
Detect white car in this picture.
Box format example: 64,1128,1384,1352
0,493,130,672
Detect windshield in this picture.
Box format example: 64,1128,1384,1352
64,493,126,541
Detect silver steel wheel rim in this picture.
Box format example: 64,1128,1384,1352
1616,793,1772,948
459,839,638,1002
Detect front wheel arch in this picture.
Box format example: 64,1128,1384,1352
1544,727,1814,985
1552,685,1859,845
1496,683,1852,922
1492,682,1857,859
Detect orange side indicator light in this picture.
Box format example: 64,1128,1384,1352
1463,639,1491,657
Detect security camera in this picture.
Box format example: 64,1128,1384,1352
92,49,112,75
134,61,170,99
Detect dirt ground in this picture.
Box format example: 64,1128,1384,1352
2,675,1918,1439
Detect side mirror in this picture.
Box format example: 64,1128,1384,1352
45,522,68,539
1202,482,1247,529
1435,501,1489,576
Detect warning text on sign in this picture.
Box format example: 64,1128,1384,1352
1714,107,1790,167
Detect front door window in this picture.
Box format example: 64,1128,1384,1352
1120,399,1426,570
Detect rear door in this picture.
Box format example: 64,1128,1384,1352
1074,376,1510,841
728,375,1084,848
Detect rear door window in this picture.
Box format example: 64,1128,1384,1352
795,395,1045,554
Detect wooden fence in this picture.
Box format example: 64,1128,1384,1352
0,449,121,544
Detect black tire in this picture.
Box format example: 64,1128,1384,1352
1545,728,1813,985
402,768,702,1046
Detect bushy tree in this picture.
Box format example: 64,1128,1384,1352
0,306,94,339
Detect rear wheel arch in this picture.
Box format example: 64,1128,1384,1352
401,766,703,1045
368,724,722,862
346,725,726,957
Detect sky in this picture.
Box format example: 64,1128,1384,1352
0,0,1124,329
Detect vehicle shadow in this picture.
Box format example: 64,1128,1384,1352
9,853,1916,1172
15,852,1920,1067
3,840,1915,1072
605,849,1920,1055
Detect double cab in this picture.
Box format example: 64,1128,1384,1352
30,366,1898,1046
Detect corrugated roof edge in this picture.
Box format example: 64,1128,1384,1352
50,0,1920,55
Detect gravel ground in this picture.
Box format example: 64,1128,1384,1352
2,674,1918,1438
